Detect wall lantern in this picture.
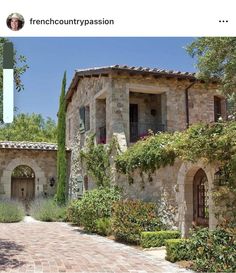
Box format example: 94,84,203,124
49,177,56,187
151,109,156,116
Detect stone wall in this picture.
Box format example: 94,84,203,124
0,149,57,198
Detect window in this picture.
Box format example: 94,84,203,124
79,105,90,132
214,96,222,122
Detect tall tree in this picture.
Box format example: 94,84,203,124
186,37,236,113
0,38,29,121
56,72,67,205
0,113,57,142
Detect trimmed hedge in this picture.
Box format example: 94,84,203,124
141,230,181,248
165,239,191,263
112,200,165,244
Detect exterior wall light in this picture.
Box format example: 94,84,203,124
49,177,56,187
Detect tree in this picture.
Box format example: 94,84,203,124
0,113,57,142
56,72,67,205
186,37,236,113
186,37,236,94
0,38,29,121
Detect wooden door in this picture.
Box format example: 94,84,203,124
193,169,209,227
11,178,35,202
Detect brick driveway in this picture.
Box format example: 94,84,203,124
0,218,192,273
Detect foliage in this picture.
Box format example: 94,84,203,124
0,113,57,142
141,230,180,248
80,135,119,188
186,37,236,96
30,198,66,222
115,132,177,175
116,121,236,226
66,199,81,224
0,199,25,222
95,217,112,236
188,228,236,272
165,239,191,263
112,200,165,245
0,38,29,122
116,122,236,175
56,72,67,205
78,187,121,232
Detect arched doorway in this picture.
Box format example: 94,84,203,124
11,165,35,204
193,169,209,227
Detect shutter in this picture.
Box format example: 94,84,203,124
79,106,85,132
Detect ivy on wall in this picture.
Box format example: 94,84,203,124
80,135,119,188
115,121,236,227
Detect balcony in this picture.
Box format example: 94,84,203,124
130,122,166,142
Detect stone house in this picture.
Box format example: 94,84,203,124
66,65,227,236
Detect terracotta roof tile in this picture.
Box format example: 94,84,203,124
0,141,58,151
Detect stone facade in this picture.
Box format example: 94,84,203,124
0,142,58,199
66,65,226,235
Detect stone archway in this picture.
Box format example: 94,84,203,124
11,165,35,203
1,157,46,198
176,161,217,237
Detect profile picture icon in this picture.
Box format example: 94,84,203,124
6,13,24,31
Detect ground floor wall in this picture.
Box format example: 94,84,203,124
0,149,57,199
115,159,218,236
74,155,219,237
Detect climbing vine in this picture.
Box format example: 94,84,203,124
80,134,119,188
115,121,236,227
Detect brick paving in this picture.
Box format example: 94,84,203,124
0,218,193,273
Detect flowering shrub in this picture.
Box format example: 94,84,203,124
66,199,81,224
78,187,121,232
112,200,165,244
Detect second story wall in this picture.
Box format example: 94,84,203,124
66,72,226,149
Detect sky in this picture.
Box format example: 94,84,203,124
10,37,196,122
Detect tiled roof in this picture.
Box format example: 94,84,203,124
0,141,58,151
76,65,196,78
66,64,198,102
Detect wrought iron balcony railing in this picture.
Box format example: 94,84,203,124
130,122,166,142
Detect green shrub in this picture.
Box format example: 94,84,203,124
66,199,81,224
78,187,121,232
0,199,25,222
189,228,236,272
165,239,191,262
112,200,165,244
95,217,112,236
141,230,180,248
30,198,66,221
